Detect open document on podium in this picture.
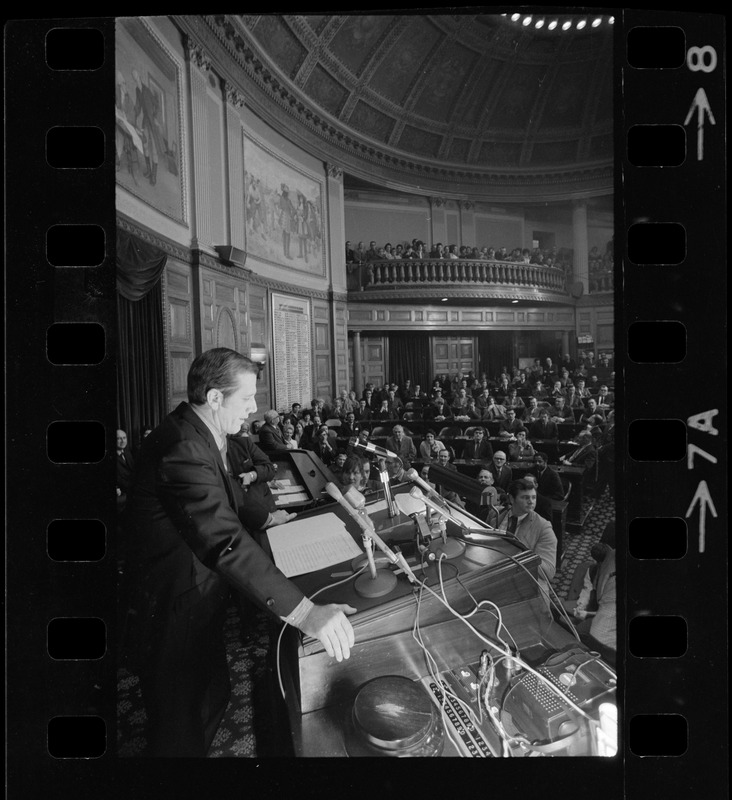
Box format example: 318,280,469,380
267,513,363,577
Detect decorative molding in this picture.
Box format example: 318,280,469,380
225,84,246,108
431,197,447,207
186,15,613,200
349,288,573,304
458,200,474,211
185,35,213,72
327,163,343,180
117,215,192,263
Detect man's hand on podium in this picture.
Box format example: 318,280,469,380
300,603,357,662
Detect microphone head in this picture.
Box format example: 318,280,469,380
405,468,419,480
348,436,359,448
409,486,425,500
324,482,344,500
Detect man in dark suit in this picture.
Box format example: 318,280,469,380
257,409,288,453
462,427,494,462
531,451,565,501
116,429,136,508
488,450,513,492
529,409,559,441
385,424,417,470
121,348,356,757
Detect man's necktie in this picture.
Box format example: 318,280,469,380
507,515,518,534
219,441,229,471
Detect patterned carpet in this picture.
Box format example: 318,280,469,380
117,488,615,757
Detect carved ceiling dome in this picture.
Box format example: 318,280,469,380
238,14,613,171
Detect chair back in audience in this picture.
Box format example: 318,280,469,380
438,425,462,439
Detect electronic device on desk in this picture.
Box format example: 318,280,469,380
420,646,616,757
499,645,616,756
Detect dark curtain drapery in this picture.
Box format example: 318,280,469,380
389,332,431,390
477,331,515,380
117,229,167,448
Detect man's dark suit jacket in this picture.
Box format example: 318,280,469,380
257,421,288,453
488,463,513,491
462,439,494,461
117,448,136,494
122,403,304,755
226,435,278,530
529,419,559,440
532,465,565,501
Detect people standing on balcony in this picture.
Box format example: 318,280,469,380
447,244,459,259
365,241,379,261
382,243,395,259
345,240,355,263
353,241,367,264
394,243,404,258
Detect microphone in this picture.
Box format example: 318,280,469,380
408,488,466,560
349,437,400,462
324,482,417,583
408,487,454,524
405,468,447,505
395,493,433,546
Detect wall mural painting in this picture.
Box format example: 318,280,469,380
116,18,185,222
243,136,325,276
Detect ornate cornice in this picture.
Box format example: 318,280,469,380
184,34,213,72
179,15,612,201
327,163,343,180
225,84,246,108
117,215,193,263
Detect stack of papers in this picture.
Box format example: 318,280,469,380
267,512,363,577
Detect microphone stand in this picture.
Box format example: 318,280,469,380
377,457,400,517
408,487,466,560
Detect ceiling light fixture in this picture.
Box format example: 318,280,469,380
577,18,587,30
511,299,519,304
522,16,533,26
510,12,520,21
441,297,448,302
592,17,603,27
562,19,572,30
609,16,615,24
535,17,545,29
548,19,558,30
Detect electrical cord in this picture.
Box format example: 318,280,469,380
276,565,368,700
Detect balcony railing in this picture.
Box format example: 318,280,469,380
347,258,568,294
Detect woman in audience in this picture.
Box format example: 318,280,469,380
419,429,446,462
508,428,535,462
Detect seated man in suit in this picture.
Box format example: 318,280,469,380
529,409,559,442
549,395,574,424
480,394,506,421
121,347,355,757
339,411,361,441
308,425,338,466
503,388,526,418
497,407,523,439
462,426,494,462
385,424,417,470
579,397,606,429
257,409,289,454
488,450,513,493
531,451,566,501
465,467,503,526
495,479,557,608
353,398,373,422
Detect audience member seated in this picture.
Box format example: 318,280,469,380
549,380,566,400
419,429,446,462
560,430,597,471
497,408,523,439
565,384,584,409
465,468,503,526
339,411,361,440
462,426,494,462
385,424,417,471
521,473,553,523
427,397,452,423
579,398,606,429
508,428,535,462
347,428,372,457
354,399,373,422
532,381,549,401
340,454,381,495
373,398,398,421
531,451,565,501
549,395,573,423
284,402,302,426
524,396,543,422
308,425,337,466
503,388,526,417
281,423,298,450
488,450,512,492
257,409,288,454
455,396,481,421
529,409,559,441
494,480,557,603
330,451,348,483
432,448,465,508
596,385,614,409
575,378,591,399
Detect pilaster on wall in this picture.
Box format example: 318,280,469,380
430,196,447,246
185,37,214,248
332,299,350,395
459,200,475,248
327,164,347,293
225,85,247,250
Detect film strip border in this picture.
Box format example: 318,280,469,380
621,9,727,795
4,11,727,796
